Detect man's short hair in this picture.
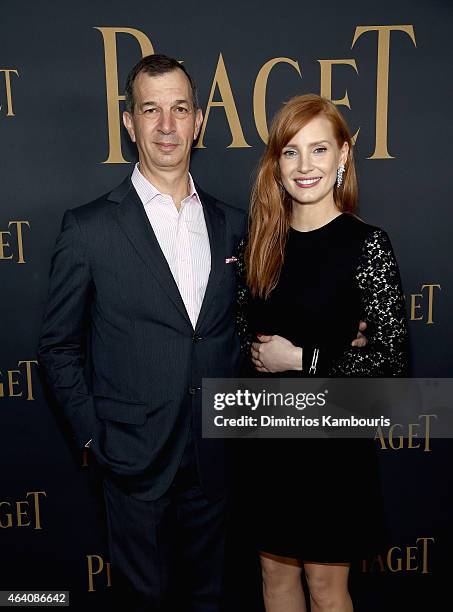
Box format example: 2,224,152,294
124,54,199,113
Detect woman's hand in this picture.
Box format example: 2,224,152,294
251,334,303,373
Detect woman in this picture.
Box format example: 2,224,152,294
236,95,408,611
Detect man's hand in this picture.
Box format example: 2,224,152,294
251,334,302,373
351,320,368,348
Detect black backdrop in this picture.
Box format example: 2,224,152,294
1,0,452,610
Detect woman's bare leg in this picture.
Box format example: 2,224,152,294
304,562,352,612
260,552,307,612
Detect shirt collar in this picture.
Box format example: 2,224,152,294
131,162,200,206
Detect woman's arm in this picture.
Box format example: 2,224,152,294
236,238,255,358
329,228,409,376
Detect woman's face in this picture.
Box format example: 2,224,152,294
278,114,349,209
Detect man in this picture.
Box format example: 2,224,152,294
38,54,246,611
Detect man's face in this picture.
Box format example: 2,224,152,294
123,69,203,175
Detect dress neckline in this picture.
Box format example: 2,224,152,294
290,213,345,235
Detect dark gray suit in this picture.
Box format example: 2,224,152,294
38,175,247,610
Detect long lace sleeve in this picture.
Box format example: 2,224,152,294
329,229,409,376
235,238,254,357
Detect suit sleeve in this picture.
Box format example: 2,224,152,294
328,228,409,376
37,210,98,449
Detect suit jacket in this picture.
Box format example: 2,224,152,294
38,175,247,501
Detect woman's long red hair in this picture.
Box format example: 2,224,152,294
246,94,358,298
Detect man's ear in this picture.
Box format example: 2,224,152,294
193,108,203,141
123,111,136,143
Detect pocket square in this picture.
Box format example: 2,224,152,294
225,256,238,264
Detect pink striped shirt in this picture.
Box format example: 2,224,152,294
131,163,211,328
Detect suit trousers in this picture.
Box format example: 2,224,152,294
102,434,227,612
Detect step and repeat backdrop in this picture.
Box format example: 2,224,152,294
1,0,451,610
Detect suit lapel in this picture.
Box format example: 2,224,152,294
195,188,226,333
110,177,192,327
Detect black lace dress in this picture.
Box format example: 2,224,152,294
235,213,408,562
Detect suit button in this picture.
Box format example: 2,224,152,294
192,334,203,342
189,387,197,395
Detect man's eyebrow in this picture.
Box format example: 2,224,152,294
139,99,191,107
138,100,157,108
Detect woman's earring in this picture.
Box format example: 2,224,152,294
336,164,345,187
